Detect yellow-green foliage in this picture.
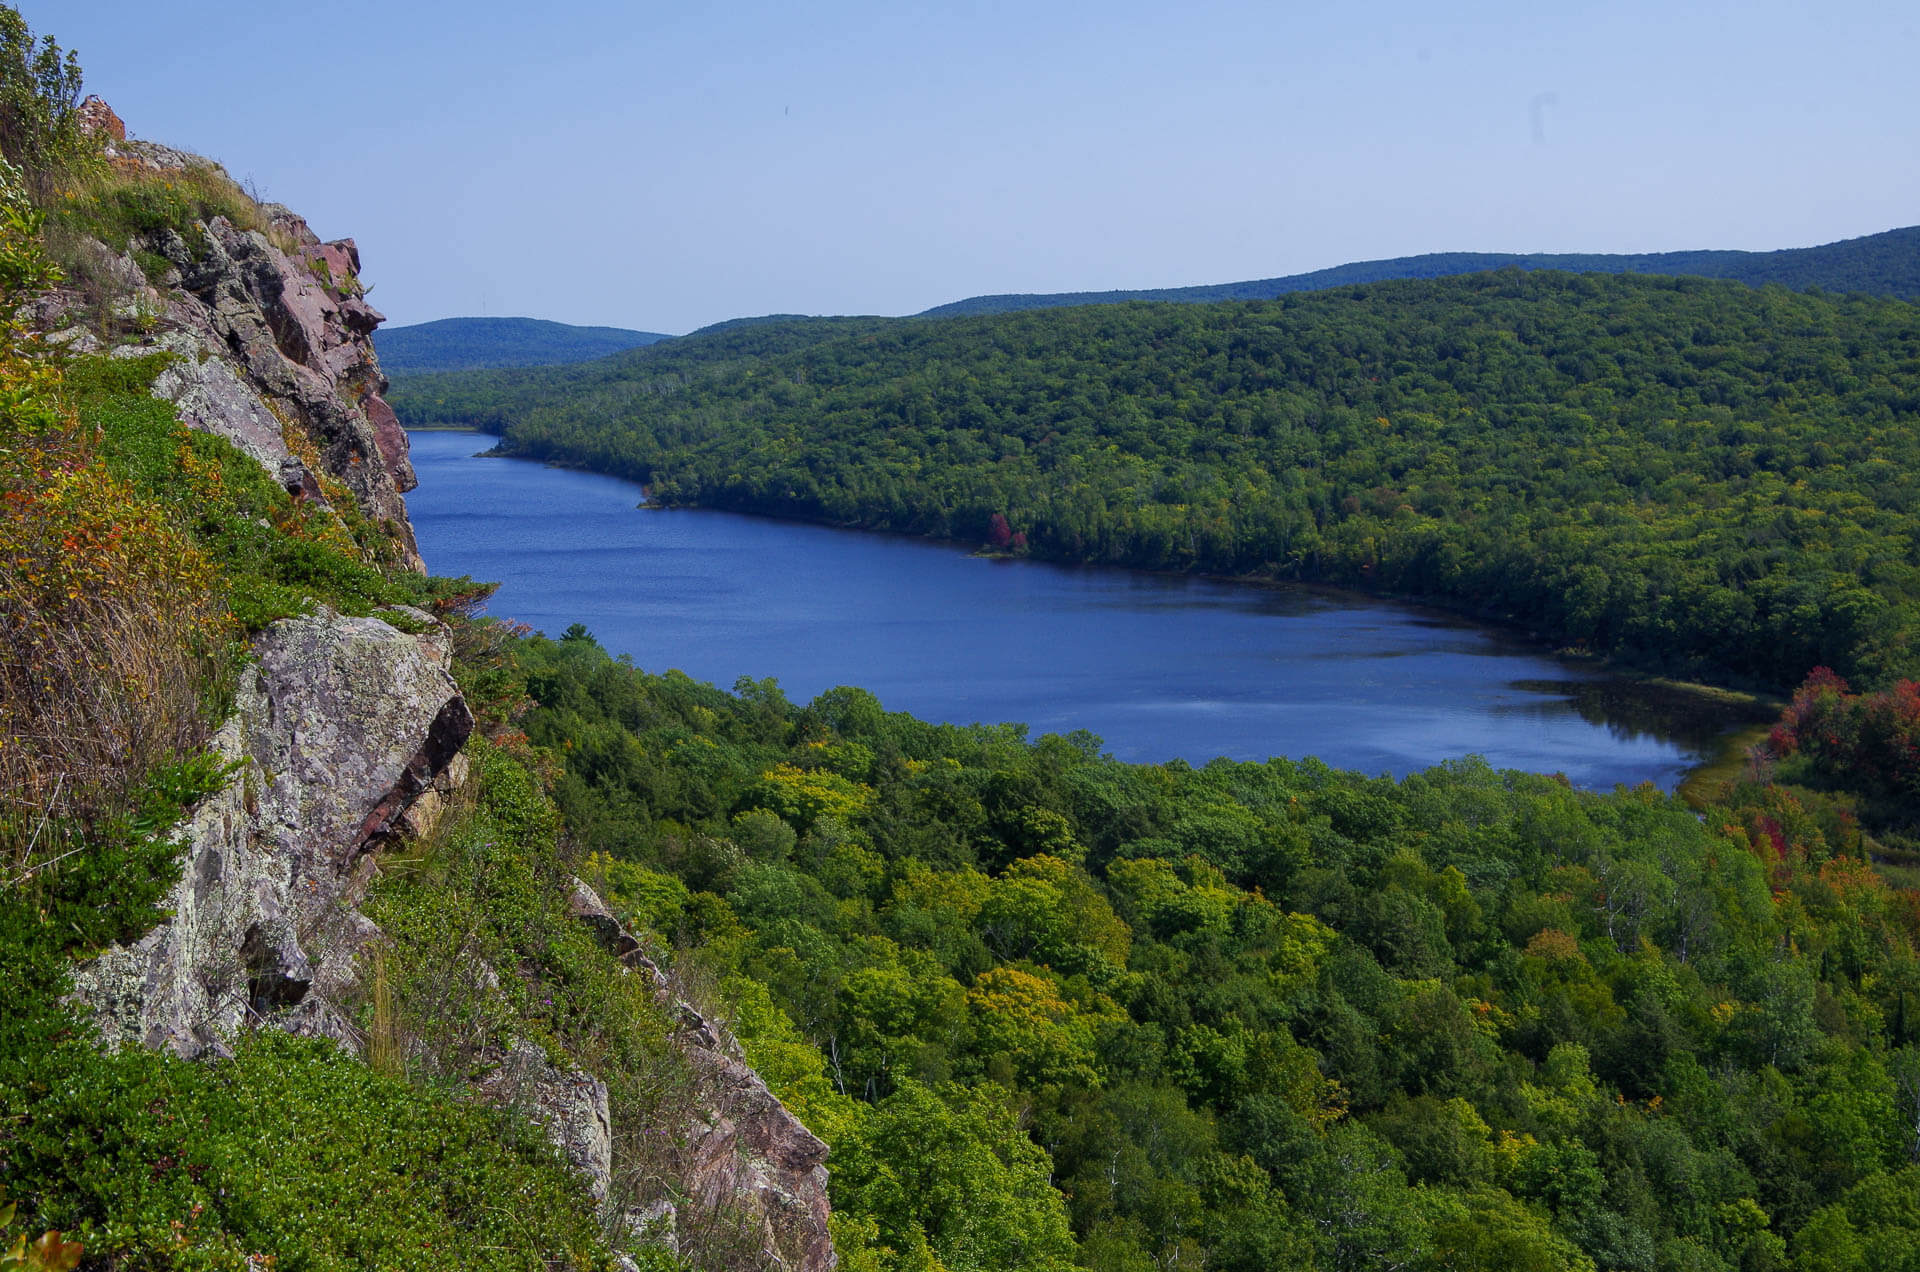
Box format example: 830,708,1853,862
752,761,873,829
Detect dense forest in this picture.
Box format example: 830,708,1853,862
374,317,672,374
919,225,1920,316
390,272,1920,694
493,625,1920,1272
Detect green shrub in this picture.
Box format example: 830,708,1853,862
0,6,98,198
68,354,416,631
1,1030,607,1270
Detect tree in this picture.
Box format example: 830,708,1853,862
0,6,94,195
830,1079,1079,1272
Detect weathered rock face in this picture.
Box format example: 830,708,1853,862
39,108,421,569
569,881,837,1272
144,209,420,566
70,608,471,1057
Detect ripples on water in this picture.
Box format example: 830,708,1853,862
404,430,1759,790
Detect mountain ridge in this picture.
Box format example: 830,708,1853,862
375,315,671,373
919,224,1920,316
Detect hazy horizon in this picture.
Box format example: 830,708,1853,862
45,1,1920,333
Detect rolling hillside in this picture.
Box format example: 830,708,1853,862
389,270,1920,694
374,315,672,373
921,225,1920,316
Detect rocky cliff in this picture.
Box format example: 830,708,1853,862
51,106,836,1272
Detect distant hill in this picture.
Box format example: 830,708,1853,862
920,225,1920,316
374,317,672,373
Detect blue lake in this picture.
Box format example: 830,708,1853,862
404,430,1759,788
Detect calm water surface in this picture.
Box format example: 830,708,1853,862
405,431,1756,788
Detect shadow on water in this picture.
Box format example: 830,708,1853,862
1507,677,1777,755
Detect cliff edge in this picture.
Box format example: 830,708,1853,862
42,104,835,1272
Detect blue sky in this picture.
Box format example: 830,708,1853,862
39,1,1920,333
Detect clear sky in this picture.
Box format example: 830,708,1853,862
37,0,1920,334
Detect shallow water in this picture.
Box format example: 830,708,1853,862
404,430,1756,787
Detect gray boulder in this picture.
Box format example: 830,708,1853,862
70,608,471,1057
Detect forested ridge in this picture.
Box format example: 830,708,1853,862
915,225,1920,316
373,316,672,374
391,270,1920,694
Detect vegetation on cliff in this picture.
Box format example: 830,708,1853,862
0,20,633,1266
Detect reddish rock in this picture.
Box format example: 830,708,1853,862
305,239,361,289
363,394,417,493
77,95,125,141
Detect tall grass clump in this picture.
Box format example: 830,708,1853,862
47,157,269,253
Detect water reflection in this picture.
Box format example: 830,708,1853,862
1506,678,1777,753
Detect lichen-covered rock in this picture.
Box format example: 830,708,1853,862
69,608,471,1057
246,609,472,867
478,1040,615,1203
135,330,305,481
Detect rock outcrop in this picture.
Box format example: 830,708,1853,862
76,94,125,142
569,881,837,1272
71,608,472,1057
37,126,421,569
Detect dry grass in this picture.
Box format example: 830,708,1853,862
51,156,270,246
0,404,229,867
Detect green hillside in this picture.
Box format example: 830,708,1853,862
921,225,1920,317
374,316,671,373
388,269,1920,695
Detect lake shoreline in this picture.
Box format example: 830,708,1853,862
405,434,1766,791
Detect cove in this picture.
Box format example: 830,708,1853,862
404,430,1761,789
